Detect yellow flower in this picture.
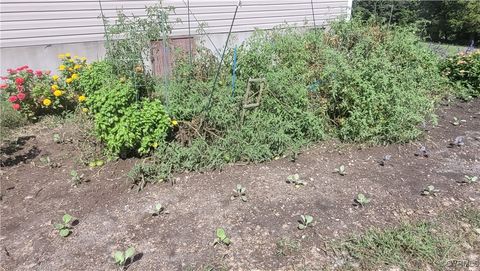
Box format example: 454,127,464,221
58,54,65,59
66,78,73,84
74,64,81,70
53,90,63,97
68,67,73,72
80,57,87,62
68,59,74,63
171,119,178,126
78,95,86,102
152,142,159,148
43,99,52,106
65,53,71,58
71,73,79,80
74,55,79,59
52,75,59,81
51,84,59,91
59,65,66,71
82,108,89,113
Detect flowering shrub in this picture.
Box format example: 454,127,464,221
442,49,480,99
0,54,89,119
0,65,53,117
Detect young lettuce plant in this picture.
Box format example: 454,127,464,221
354,194,371,207
286,174,306,187
231,184,247,202
53,214,75,237
298,215,314,230
334,165,346,176
213,228,231,246
113,247,136,267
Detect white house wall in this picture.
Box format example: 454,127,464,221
0,0,350,72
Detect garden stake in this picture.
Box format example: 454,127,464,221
204,1,241,114
231,46,237,97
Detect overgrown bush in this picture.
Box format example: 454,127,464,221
319,21,448,143
441,49,480,99
141,20,449,180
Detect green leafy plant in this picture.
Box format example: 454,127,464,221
298,215,314,230
355,193,371,207
70,170,84,187
213,228,231,246
421,185,439,196
460,175,478,184
334,165,347,176
53,214,75,237
113,247,136,267
286,174,306,187
231,184,247,202
441,49,480,99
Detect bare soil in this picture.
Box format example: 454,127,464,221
1,99,479,271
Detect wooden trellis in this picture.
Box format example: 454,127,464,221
241,78,266,122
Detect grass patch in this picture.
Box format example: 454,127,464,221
335,221,462,270
460,208,480,228
0,100,27,140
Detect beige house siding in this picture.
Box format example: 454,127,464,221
0,0,350,71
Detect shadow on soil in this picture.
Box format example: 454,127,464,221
0,136,39,167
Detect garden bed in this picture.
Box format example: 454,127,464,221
1,98,479,270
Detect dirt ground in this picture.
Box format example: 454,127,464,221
1,99,479,271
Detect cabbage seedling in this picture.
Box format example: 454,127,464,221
450,117,466,126
113,247,136,266
415,146,429,158
231,184,247,202
53,213,74,237
460,175,478,184
354,194,371,207
421,185,439,196
152,203,167,216
70,170,84,187
213,228,231,246
286,174,306,187
450,136,465,147
334,165,346,176
298,215,314,230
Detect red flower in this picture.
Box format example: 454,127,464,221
0,76,7,80
7,69,16,75
17,85,24,91
17,92,26,101
8,95,18,102
0,84,7,89
35,70,43,77
17,65,29,71
12,103,21,111
26,69,33,74
15,77,25,85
